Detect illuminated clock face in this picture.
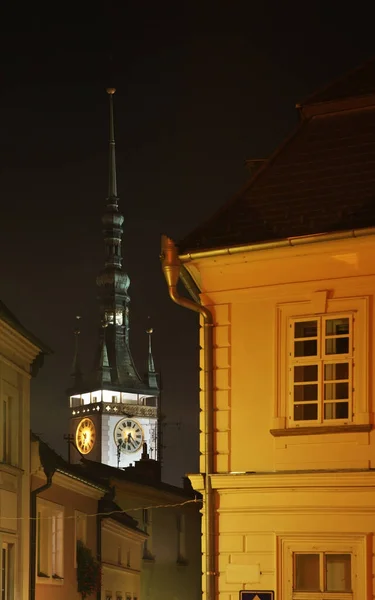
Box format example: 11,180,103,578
76,418,96,455
114,418,143,453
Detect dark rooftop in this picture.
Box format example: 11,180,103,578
179,58,375,254
0,300,52,355
300,57,375,107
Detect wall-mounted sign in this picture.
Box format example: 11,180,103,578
240,592,274,600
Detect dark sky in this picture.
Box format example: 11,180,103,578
0,2,374,484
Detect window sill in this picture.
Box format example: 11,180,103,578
270,424,372,437
176,558,189,566
36,575,64,585
142,555,155,563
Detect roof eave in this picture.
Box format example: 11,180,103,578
179,226,375,265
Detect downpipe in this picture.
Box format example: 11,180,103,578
161,235,216,600
29,473,54,600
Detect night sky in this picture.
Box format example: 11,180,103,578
0,3,374,484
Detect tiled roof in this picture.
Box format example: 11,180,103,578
301,57,375,106
179,60,375,254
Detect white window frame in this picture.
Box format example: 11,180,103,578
277,533,367,599
36,499,64,583
289,313,353,426
1,540,15,600
274,296,370,431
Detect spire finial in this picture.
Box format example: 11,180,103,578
146,319,159,390
71,315,83,385
106,87,117,200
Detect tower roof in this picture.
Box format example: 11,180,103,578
69,90,158,397
178,58,375,255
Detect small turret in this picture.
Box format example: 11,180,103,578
71,316,83,387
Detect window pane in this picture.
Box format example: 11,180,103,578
294,340,317,357
326,318,349,336
326,337,349,355
324,363,349,381
294,321,318,338
324,402,349,420
295,554,320,591
294,403,318,421
325,554,351,592
294,384,318,402
294,365,318,382
324,382,349,401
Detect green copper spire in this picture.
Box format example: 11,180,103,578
107,87,118,202
146,327,159,390
71,316,83,386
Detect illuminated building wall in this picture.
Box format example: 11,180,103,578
187,235,375,599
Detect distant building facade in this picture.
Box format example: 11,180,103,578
0,301,49,600
81,457,202,600
31,435,146,600
162,59,375,600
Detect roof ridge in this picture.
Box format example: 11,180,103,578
178,117,309,253
298,56,375,108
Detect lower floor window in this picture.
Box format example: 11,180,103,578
278,533,366,599
295,552,352,595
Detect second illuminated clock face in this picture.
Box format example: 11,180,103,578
76,418,96,455
114,418,143,453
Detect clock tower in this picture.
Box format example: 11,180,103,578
68,89,159,469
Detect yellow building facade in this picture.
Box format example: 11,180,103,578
162,60,375,599
0,302,48,600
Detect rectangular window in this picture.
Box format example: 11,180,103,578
2,397,11,464
1,543,14,600
294,552,352,596
278,533,366,599
74,511,87,565
36,500,64,580
142,509,153,560
290,314,353,424
176,514,187,564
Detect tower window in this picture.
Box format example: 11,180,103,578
115,311,123,326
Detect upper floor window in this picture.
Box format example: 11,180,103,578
37,500,64,581
272,295,370,437
290,314,353,424
142,509,154,560
1,542,14,600
176,514,187,564
1,397,11,464
74,511,87,566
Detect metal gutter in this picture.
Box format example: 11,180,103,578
179,227,375,263
29,472,55,600
161,235,216,600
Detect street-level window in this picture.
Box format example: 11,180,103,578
278,533,366,599
294,552,352,595
290,314,353,424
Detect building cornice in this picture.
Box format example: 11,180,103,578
33,470,107,499
101,561,141,575
102,517,147,541
209,470,375,490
